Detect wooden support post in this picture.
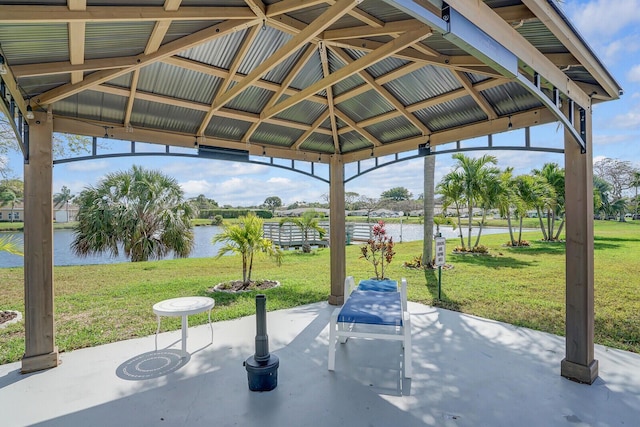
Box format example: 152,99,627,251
561,103,597,384
21,111,59,373
328,155,346,306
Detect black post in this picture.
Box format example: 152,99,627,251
244,294,279,391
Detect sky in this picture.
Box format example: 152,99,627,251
2,0,639,208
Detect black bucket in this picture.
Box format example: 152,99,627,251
244,354,279,391
244,294,279,391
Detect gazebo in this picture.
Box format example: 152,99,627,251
0,0,621,383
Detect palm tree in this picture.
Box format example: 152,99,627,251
632,171,640,218
513,175,554,242
593,176,612,219
279,210,326,253
450,153,499,250
213,213,282,288
437,171,466,249
533,163,565,240
53,185,74,222
71,165,197,262
494,167,518,246
0,234,23,255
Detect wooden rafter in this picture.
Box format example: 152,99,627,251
211,0,360,114
323,20,423,41
37,19,258,105
291,110,330,150
452,70,498,120
319,43,341,153
334,109,382,148
265,0,326,17
355,78,506,129
92,84,333,136
243,44,317,143
67,0,85,84
331,46,431,136
0,6,256,23
164,56,327,106
263,26,433,120
244,0,266,19
124,0,182,129
198,25,261,136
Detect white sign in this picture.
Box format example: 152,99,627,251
435,237,446,267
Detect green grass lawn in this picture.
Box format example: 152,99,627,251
1,220,639,364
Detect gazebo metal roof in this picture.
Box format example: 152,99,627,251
0,0,621,163
0,1,623,382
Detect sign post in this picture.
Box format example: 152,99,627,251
435,237,446,300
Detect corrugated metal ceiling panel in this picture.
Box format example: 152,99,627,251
262,46,308,85
163,21,220,46
364,116,422,143
358,0,414,22
274,100,327,126
85,22,154,60
54,91,126,124
131,99,204,135
251,123,304,147
344,48,410,79
179,29,245,69
226,86,273,114
206,116,252,141
289,50,324,91
137,62,220,105
414,96,487,132
0,24,68,65
340,131,371,153
336,91,393,123
238,26,293,79
19,74,70,98
384,65,462,106
298,133,335,153
481,82,544,116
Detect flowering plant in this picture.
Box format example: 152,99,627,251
360,220,396,280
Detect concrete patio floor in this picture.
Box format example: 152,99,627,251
1,301,639,426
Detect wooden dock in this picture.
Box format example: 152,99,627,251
263,222,374,249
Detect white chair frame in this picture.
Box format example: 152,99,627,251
327,276,412,378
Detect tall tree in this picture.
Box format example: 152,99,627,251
381,187,412,201
72,165,197,262
449,153,499,249
533,163,565,240
593,176,612,219
437,171,466,249
263,196,282,213
422,155,435,267
632,170,640,217
513,175,553,242
594,158,635,200
53,185,74,222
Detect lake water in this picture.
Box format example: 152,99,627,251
0,223,512,268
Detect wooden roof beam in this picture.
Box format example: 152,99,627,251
37,19,258,105
198,25,261,135
0,6,256,23
453,70,498,120
331,46,431,135
263,26,432,119
323,19,423,41
319,42,344,153
67,0,86,84
292,110,331,150
211,0,360,112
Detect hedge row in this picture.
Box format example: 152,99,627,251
198,209,273,219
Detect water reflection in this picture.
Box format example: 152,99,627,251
0,223,512,268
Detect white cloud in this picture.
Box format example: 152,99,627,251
66,160,110,172
162,159,269,179
609,110,640,129
628,64,640,82
565,0,640,39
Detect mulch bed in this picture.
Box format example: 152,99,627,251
210,279,280,293
0,310,18,326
